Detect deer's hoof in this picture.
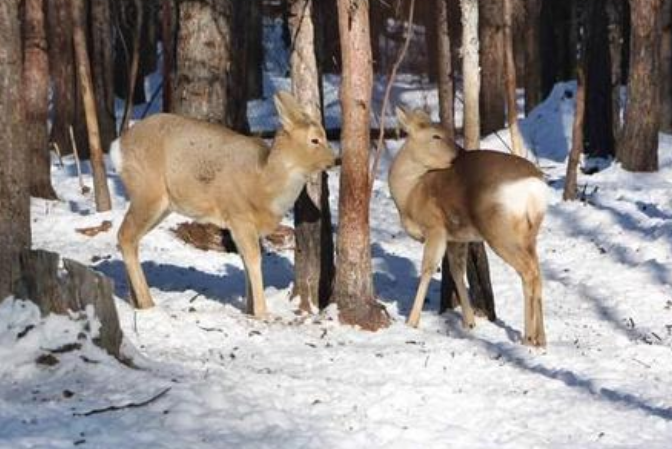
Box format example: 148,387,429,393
523,334,546,348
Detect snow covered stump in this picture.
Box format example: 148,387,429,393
11,249,123,360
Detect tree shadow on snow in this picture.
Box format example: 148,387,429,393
95,252,294,311
451,325,672,421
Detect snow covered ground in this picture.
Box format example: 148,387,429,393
2,80,672,448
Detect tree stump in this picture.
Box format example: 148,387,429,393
12,249,123,360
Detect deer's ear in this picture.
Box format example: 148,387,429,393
274,91,307,131
396,106,413,133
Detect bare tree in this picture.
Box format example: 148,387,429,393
331,0,389,330
288,0,334,311
660,0,672,132
120,0,143,132
617,0,662,172
479,0,505,135
161,0,175,112
90,0,116,150
0,0,30,299
462,0,496,320
524,0,542,113
71,0,112,211
503,0,525,157
173,0,232,125
564,68,586,201
606,0,625,141
23,0,56,199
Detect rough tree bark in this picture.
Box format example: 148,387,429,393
660,0,672,132
462,0,496,321
288,0,335,311
71,0,112,212
46,0,88,157
173,0,232,125
606,0,625,141
504,0,525,157
23,0,57,199
524,0,542,114
332,0,389,330
436,0,460,313
479,0,505,135
584,0,615,158
617,0,661,172
0,0,30,300
90,0,116,151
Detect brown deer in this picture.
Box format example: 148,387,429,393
111,91,335,317
388,108,548,346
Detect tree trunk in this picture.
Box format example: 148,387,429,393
12,250,123,360
584,0,615,158
461,0,496,321
617,0,661,172
247,0,264,100
173,0,232,125
606,0,625,141
479,0,505,135
288,0,335,311
228,1,251,132
332,0,389,330
504,0,525,157
47,0,88,157
161,0,175,112
524,0,542,113
0,0,30,300
660,0,672,132
318,0,341,73
120,0,143,132
436,0,459,313
564,68,586,201
90,0,116,150
23,0,57,199
71,0,112,212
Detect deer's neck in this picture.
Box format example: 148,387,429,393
388,151,430,212
261,143,309,217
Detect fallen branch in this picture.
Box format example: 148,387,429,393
73,387,171,417
369,0,416,193
75,220,113,237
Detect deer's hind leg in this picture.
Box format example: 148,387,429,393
118,196,170,309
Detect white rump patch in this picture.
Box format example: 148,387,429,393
109,139,123,173
495,177,548,219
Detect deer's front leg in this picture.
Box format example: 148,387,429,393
231,224,267,318
407,229,447,328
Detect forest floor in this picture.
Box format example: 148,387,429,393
1,81,672,448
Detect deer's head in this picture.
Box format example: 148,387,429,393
395,107,460,170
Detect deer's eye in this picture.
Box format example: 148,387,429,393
311,138,320,145
432,134,442,140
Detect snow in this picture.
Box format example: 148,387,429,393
1,78,671,448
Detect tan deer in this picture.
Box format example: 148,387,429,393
389,108,548,346
111,91,335,317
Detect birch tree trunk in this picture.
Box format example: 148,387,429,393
288,0,335,311
331,0,389,330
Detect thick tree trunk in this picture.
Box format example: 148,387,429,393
288,0,335,311
564,68,586,201
504,0,525,157
332,0,389,330
0,0,30,300
606,0,625,141
90,0,116,149
247,0,264,100
173,0,232,125
461,0,496,321
23,0,56,199
479,0,505,135
524,0,542,113
47,0,88,157
71,0,112,212
436,0,459,313
617,0,661,172
660,0,672,132
584,0,615,158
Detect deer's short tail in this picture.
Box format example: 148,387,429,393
110,138,123,173
496,177,548,229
